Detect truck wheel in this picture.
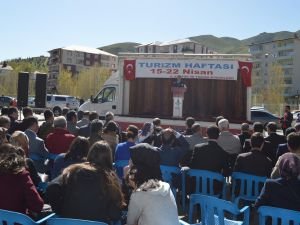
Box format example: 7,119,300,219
53,106,62,116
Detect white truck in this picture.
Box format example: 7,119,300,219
79,53,252,132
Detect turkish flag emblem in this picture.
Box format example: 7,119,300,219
124,60,136,80
238,61,253,87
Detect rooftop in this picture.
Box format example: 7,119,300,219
49,45,117,57
136,38,200,48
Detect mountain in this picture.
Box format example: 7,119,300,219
99,42,140,55
189,35,248,53
242,31,300,45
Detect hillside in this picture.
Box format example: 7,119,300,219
99,42,140,55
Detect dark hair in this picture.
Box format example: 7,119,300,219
66,110,77,122
253,122,264,133
285,127,296,137
267,122,277,132
103,121,117,133
89,111,99,121
0,116,10,127
77,110,84,121
8,107,18,116
215,116,224,126
62,162,124,208
0,127,8,145
62,107,69,116
287,132,300,152
152,118,161,126
65,136,89,161
129,143,162,188
186,117,195,128
1,106,9,116
126,125,139,139
206,125,219,139
90,119,103,134
191,123,201,134
23,116,38,129
22,107,33,118
161,129,175,145
43,109,54,121
250,132,264,149
87,141,113,170
285,105,291,110
0,144,25,173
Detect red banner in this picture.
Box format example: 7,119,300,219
238,61,252,87
124,60,136,80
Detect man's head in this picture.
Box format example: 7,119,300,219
152,118,161,127
215,116,224,126
89,111,99,121
24,116,39,133
22,107,33,119
161,128,176,146
191,123,201,135
241,123,250,134
1,106,9,116
66,110,77,123
267,122,277,134
185,117,195,129
0,116,10,129
294,123,300,132
285,127,296,137
287,132,300,153
54,116,67,129
62,107,69,117
90,119,103,135
105,111,114,123
44,109,54,122
206,125,220,140
218,119,229,132
253,122,264,133
8,107,18,120
250,132,265,150
82,111,90,119
285,105,291,112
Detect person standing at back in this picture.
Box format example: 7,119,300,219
280,105,293,135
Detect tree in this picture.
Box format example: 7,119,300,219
261,63,285,114
56,66,111,99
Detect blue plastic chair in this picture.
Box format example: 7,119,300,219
179,219,193,225
47,218,109,225
182,169,226,212
258,206,300,225
231,172,267,204
189,194,250,225
113,160,129,179
0,209,55,225
160,165,181,197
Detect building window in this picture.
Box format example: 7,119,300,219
86,53,90,58
86,60,90,66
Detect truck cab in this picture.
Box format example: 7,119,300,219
79,72,119,116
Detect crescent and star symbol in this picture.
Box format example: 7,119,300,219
241,65,249,73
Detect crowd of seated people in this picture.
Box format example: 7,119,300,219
0,106,300,225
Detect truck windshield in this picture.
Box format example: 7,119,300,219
96,87,116,103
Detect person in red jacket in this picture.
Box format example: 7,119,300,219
45,116,75,155
0,144,44,215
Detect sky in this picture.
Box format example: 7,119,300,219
1,0,300,61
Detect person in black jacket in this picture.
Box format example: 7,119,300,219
234,132,273,177
46,141,124,223
280,105,293,134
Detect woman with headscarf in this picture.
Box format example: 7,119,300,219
255,152,300,211
126,143,179,225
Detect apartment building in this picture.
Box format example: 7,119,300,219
48,45,117,92
249,35,300,103
135,38,217,54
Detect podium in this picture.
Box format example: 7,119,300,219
171,87,187,118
